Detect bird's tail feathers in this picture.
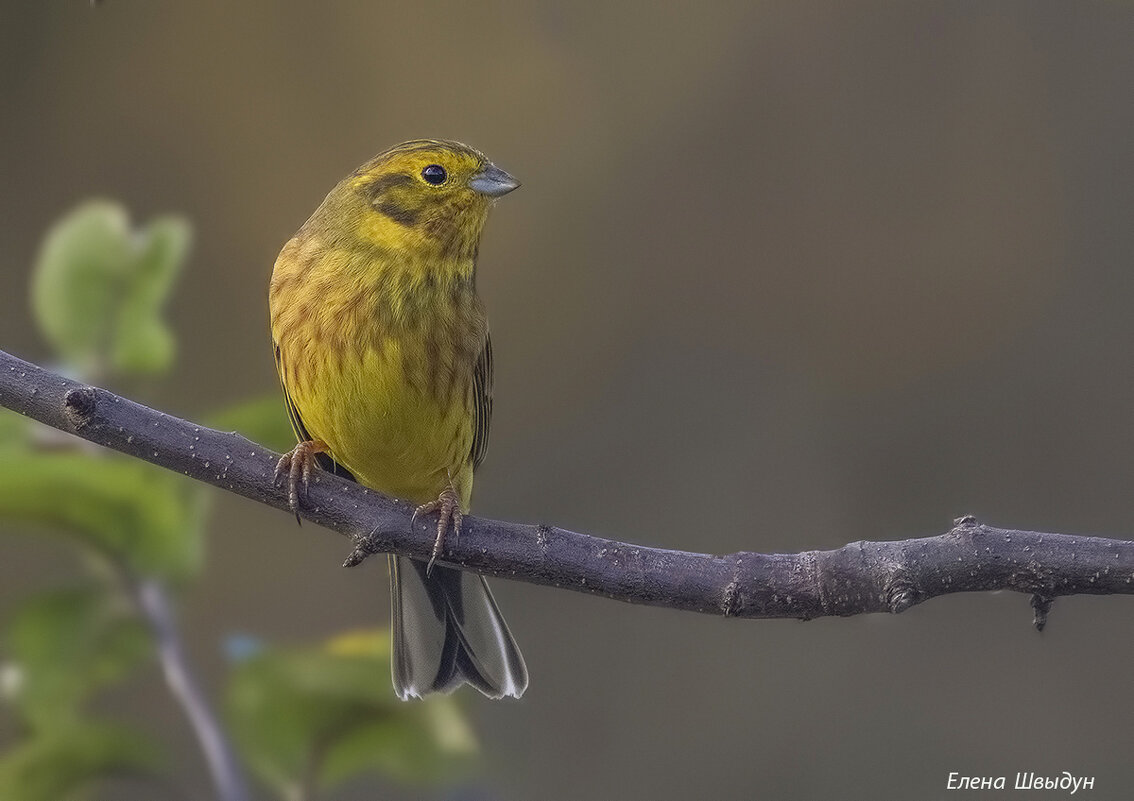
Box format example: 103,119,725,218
389,555,528,700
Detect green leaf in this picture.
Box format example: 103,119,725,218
2,586,151,730
110,216,190,375
30,200,190,377
0,721,164,801
206,394,297,454
0,452,203,580
318,700,478,788
31,201,133,373
226,630,477,797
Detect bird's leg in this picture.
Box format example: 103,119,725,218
412,479,463,576
274,439,328,521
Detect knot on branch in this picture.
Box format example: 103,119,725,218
343,529,389,568
885,571,919,613
1030,593,1054,631
720,552,757,617
63,386,97,429
721,576,741,617
1008,570,1055,596
949,514,983,541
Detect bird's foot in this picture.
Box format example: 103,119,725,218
412,484,463,575
274,439,327,521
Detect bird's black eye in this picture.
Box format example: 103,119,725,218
421,164,447,185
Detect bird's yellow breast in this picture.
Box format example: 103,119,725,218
270,235,483,507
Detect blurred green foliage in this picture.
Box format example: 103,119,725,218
0,453,205,581
0,722,165,801
228,630,477,797
4,587,151,731
31,201,189,377
0,201,477,799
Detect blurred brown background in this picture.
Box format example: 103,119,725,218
2,1,1133,799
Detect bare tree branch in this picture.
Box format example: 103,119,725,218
131,578,249,801
2,346,1133,626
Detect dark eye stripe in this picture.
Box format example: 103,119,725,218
367,173,413,196
374,199,419,227
366,173,419,226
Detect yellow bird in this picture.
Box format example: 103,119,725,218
269,139,527,699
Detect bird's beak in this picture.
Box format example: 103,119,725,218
469,163,520,197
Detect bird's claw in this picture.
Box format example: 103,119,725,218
413,486,463,576
274,439,325,522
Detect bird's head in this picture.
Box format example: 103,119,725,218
328,139,519,260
